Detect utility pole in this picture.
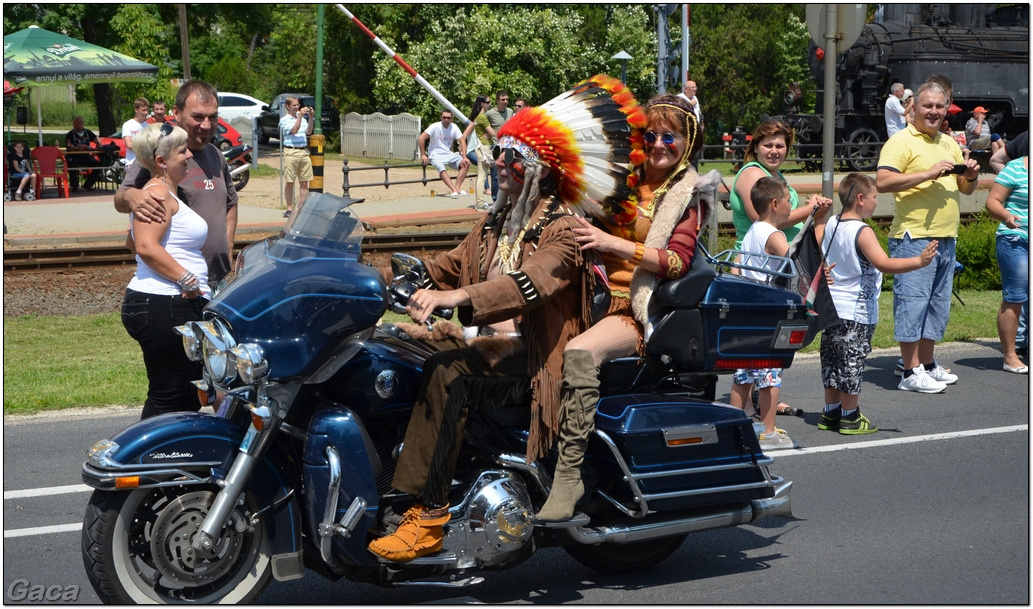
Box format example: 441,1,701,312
655,4,677,94
178,4,191,80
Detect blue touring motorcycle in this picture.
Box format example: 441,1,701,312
81,192,806,603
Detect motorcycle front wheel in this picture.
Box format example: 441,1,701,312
563,534,687,574
82,486,272,604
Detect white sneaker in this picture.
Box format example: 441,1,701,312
925,364,958,385
450,192,460,199
898,367,947,393
759,428,798,452
895,357,952,377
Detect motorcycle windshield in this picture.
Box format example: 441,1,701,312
282,191,366,251
207,192,387,381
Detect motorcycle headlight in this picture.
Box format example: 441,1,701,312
198,319,238,386
175,322,204,362
231,343,268,384
86,439,119,468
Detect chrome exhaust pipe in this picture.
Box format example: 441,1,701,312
749,479,793,520
566,480,793,545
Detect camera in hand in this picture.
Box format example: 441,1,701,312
949,163,967,175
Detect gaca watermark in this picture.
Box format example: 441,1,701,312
7,580,80,602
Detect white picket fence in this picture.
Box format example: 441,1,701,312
341,112,422,160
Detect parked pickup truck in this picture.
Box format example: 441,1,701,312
258,94,339,144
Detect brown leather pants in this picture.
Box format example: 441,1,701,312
391,336,528,507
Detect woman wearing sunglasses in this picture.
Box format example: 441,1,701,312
730,121,831,249
537,94,722,522
120,122,211,420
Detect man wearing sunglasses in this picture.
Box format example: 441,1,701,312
484,90,514,201
367,77,641,562
418,110,471,199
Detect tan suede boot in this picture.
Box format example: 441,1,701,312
535,349,599,522
368,504,450,562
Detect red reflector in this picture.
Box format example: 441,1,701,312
715,358,786,370
250,412,265,432
667,437,703,446
789,330,806,345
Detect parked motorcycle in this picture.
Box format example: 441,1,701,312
224,143,252,192
81,192,807,603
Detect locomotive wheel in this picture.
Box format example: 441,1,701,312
845,128,880,172
82,487,271,604
563,534,687,574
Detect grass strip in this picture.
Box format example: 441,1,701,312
3,290,1001,414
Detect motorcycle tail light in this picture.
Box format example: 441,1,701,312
714,358,786,370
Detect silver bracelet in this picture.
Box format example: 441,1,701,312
177,270,201,292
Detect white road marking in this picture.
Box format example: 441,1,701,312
771,424,1029,457
1,425,1027,538
4,484,91,500
4,523,81,538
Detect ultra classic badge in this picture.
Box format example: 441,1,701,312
374,370,399,398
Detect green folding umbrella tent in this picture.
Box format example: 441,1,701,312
3,25,158,145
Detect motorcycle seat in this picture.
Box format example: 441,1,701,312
650,242,717,311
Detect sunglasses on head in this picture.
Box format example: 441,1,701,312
492,146,525,165
644,131,677,146
158,122,174,138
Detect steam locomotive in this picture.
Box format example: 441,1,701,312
774,3,1029,171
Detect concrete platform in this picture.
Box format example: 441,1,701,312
2,172,995,248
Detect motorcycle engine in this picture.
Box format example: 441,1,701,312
444,470,535,569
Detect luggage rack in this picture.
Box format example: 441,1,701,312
709,249,799,287
593,428,778,519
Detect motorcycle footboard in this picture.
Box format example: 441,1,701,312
594,394,773,514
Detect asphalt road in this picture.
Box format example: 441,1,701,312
3,341,1028,604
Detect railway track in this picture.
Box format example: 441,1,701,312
3,230,471,272
3,213,986,273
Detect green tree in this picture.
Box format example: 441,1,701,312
109,4,178,116
684,4,815,139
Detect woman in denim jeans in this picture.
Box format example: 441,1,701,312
120,122,211,418
985,155,1029,374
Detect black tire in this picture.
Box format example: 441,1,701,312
563,534,687,574
845,127,880,172
82,487,272,604
218,139,232,152
258,131,270,146
231,162,250,191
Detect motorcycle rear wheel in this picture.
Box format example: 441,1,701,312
563,534,687,574
231,161,250,191
82,486,272,604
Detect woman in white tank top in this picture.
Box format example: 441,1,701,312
120,122,210,419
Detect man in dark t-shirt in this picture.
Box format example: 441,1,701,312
114,81,238,288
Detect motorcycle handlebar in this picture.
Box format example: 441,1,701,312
388,280,455,323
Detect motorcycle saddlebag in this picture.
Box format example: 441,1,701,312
594,394,773,512
645,265,807,372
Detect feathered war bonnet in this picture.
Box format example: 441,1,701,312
492,74,647,239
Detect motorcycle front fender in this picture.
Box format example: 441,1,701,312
81,412,303,564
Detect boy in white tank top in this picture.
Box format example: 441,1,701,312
730,177,797,451
817,173,938,434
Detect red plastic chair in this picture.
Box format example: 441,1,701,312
31,146,70,199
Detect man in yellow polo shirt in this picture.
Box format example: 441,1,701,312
876,81,980,394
